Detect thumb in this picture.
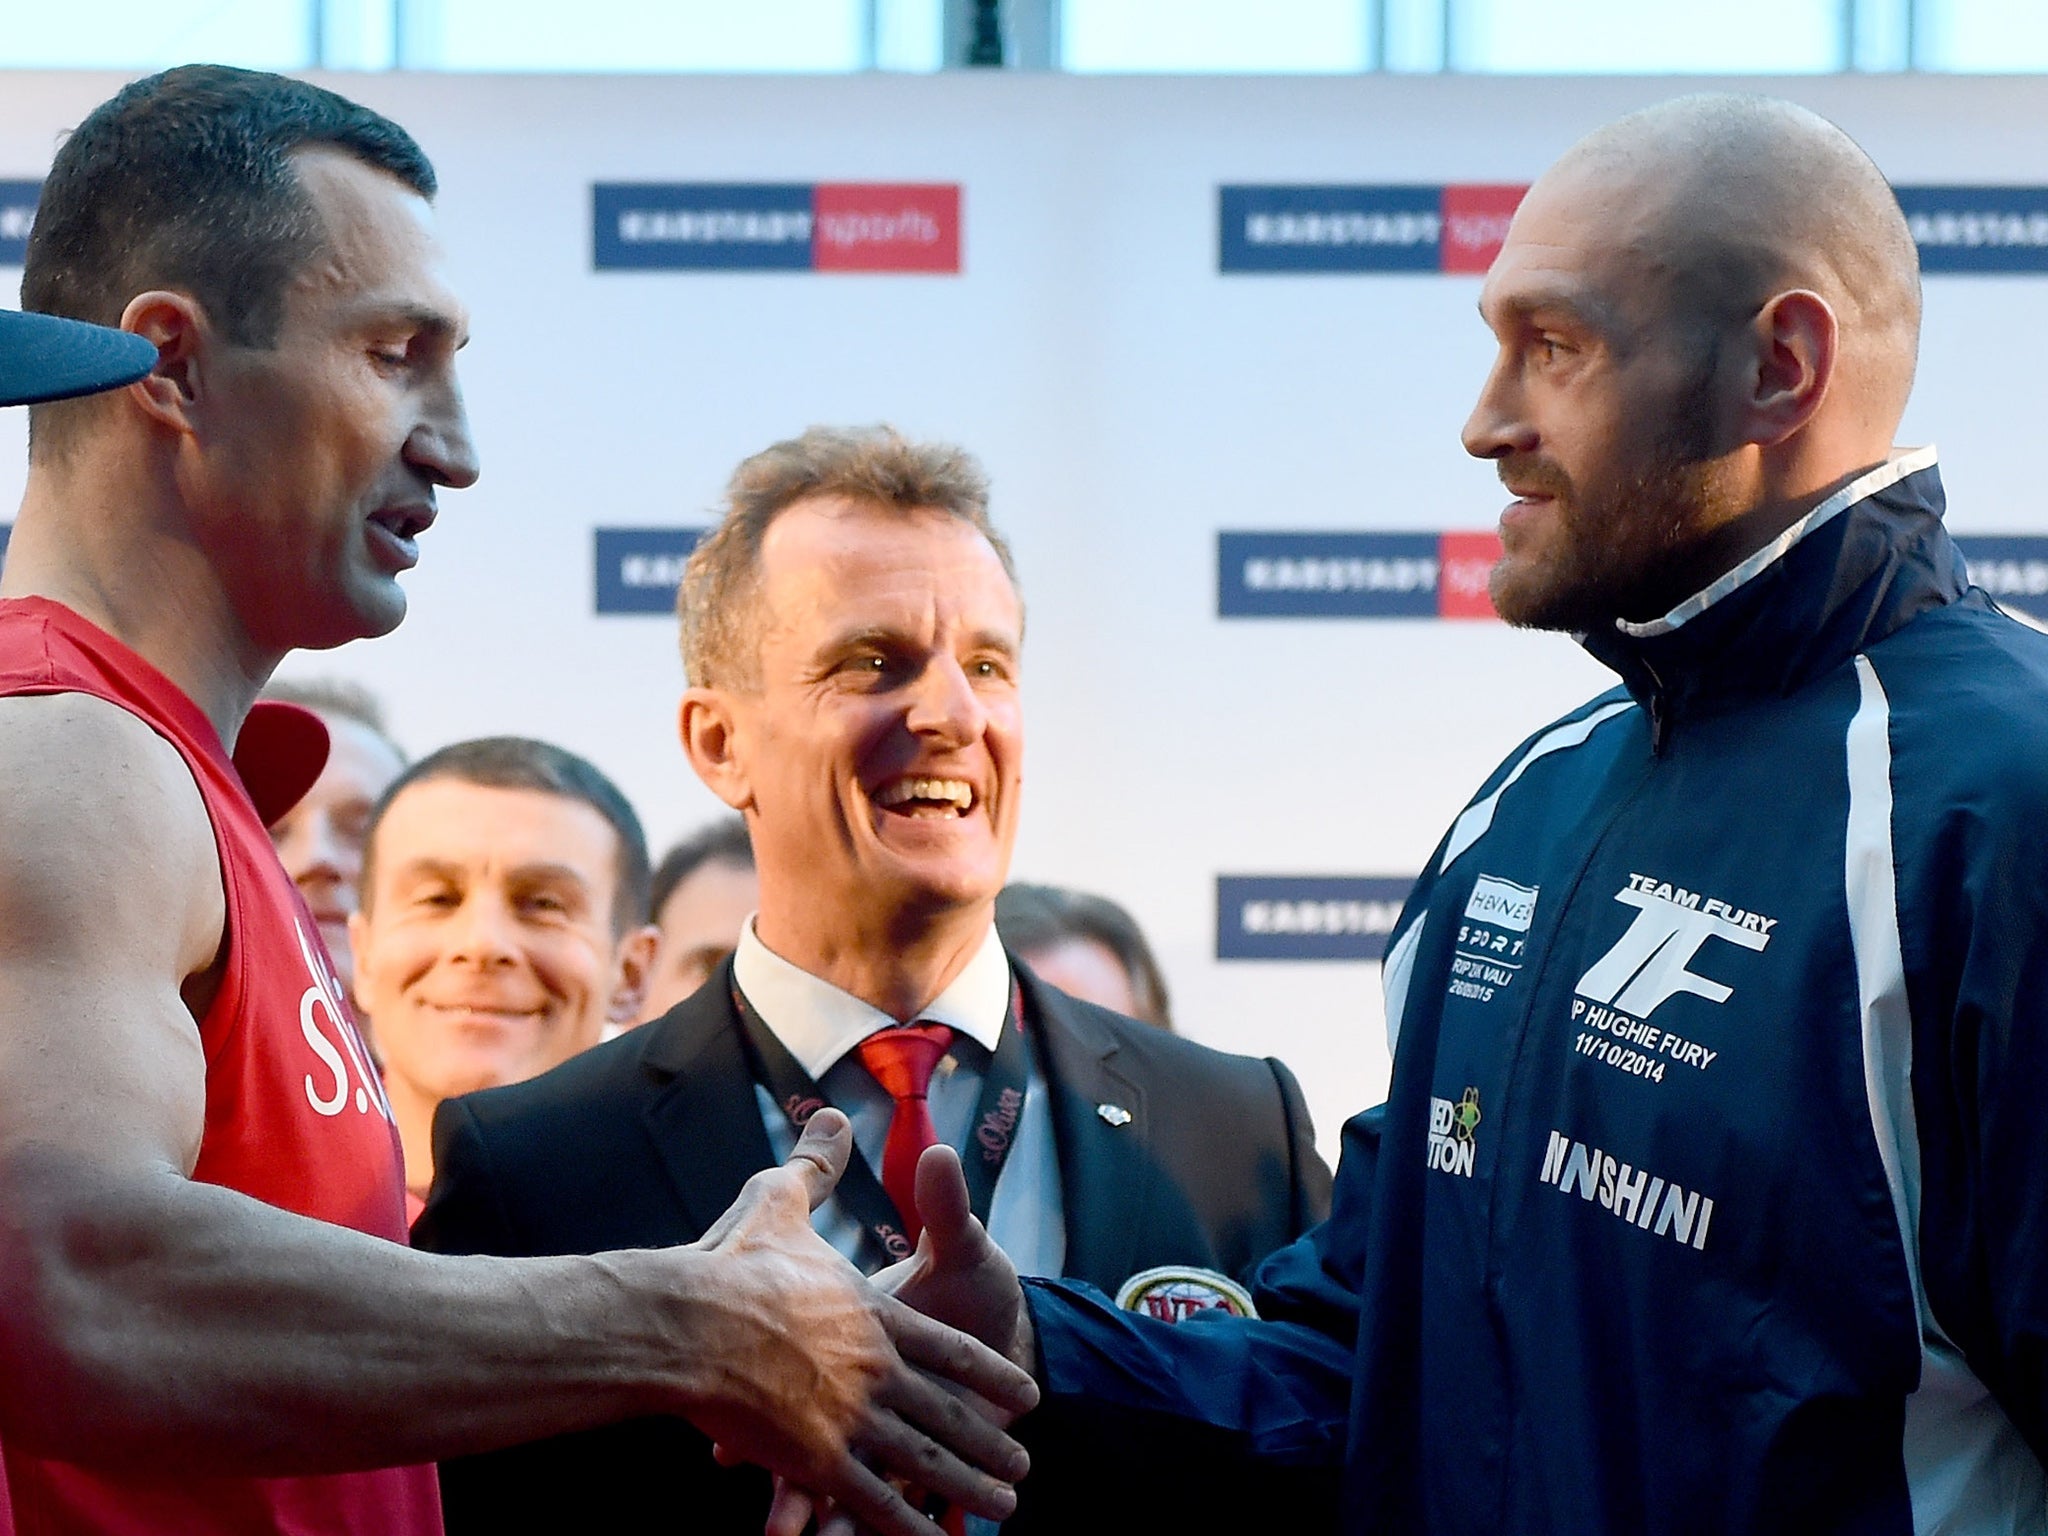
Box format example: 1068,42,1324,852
913,1142,977,1256
787,1106,853,1211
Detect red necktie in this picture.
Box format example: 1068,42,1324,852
856,1023,953,1245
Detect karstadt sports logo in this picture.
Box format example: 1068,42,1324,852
1219,184,1527,274
594,526,708,614
0,180,37,266
594,182,960,273
1219,531,1503,619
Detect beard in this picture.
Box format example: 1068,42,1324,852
1488,353,1735,633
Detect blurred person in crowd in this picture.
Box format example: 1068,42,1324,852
633,813,758,1025
0,67,1034,1536
350,736,660,1217
413,424,1333,1533
262,677,406,997
996,882,1173,1031
884,93,2048,1535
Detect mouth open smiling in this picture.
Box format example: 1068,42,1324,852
873,776,977,817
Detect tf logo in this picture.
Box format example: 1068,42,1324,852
1427,1086,1483,1177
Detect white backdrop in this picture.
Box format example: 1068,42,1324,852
3,69,2045,1162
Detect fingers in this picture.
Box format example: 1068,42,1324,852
885,1294,1039,1417
764,1477,818,1536
788,1106,853,1211
816,1453,944,1536
859,1375,1026,1520
911,1143,973,1255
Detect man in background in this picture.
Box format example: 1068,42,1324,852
415,425,1331,1532
635,813,758,1024
0,66,1033,1536
996,882,1173,1030
263,676,406,997
352,736,659,1216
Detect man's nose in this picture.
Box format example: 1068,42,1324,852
409,377,481,491
278,814,344,886
447,891,520,965
905,656,986,744
1462,353,1536,462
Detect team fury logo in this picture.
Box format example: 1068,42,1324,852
1569,873,1775,1081
294,919,392,1123
1426,1087,1483,1177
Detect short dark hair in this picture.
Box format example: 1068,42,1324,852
23,64,436,454
995,883,1174,1031
649,816,755,925
362,737,650,937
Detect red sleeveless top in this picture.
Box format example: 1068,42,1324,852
0,597,440,1536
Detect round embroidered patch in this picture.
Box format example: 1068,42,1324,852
1114,1265,1260,1324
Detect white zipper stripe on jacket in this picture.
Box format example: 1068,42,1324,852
1438,700,1636,877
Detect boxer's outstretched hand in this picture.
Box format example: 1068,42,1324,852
880,1144,1034,1373
763,1142,1041,1536
685,1111,1036,1536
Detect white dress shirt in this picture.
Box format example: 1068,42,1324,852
732,917,1066,1278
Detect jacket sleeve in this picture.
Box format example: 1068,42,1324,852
1006,1104,1377,1536
1903,750,2048,1461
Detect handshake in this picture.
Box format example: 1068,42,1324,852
684,1109,1039,1536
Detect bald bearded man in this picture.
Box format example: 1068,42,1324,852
888,94,2048,1534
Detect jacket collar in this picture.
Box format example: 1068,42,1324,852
1578,446,1965,746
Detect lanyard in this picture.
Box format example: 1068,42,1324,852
732,978,1030,1268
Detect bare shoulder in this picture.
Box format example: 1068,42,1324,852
0,691,223,1171
0,691,222,958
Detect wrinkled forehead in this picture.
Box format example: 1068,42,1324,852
285,147,469,335
756,498,1023,634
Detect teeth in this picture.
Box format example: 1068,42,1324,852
875,777,974,811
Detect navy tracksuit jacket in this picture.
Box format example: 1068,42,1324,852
1018,450,2048,1534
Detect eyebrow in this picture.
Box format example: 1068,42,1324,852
392,857,592,889
966,628,1021,658
360,302,470,349
1480,286,1618,337
819,624,1021,659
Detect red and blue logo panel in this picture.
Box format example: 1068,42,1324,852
593,182,960,273
1219,530,1505,619
1219,184,1527,274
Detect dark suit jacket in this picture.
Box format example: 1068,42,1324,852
413,957,1332,1534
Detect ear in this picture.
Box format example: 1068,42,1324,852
679,688,755,812
1742,288,1837,449
606,923,661,1024
118,289,214,438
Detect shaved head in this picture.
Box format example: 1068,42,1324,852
1467,94,1923,632
1554,93,1921,433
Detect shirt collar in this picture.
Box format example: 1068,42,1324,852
732,918,1012,1080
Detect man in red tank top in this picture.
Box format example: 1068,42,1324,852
0,66,1034,1536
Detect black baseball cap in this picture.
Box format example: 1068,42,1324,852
0,307,158,407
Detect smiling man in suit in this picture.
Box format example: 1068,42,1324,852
413,424,1333,1531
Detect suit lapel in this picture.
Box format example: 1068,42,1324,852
638,964,780,1239
1020,966,1152,1291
